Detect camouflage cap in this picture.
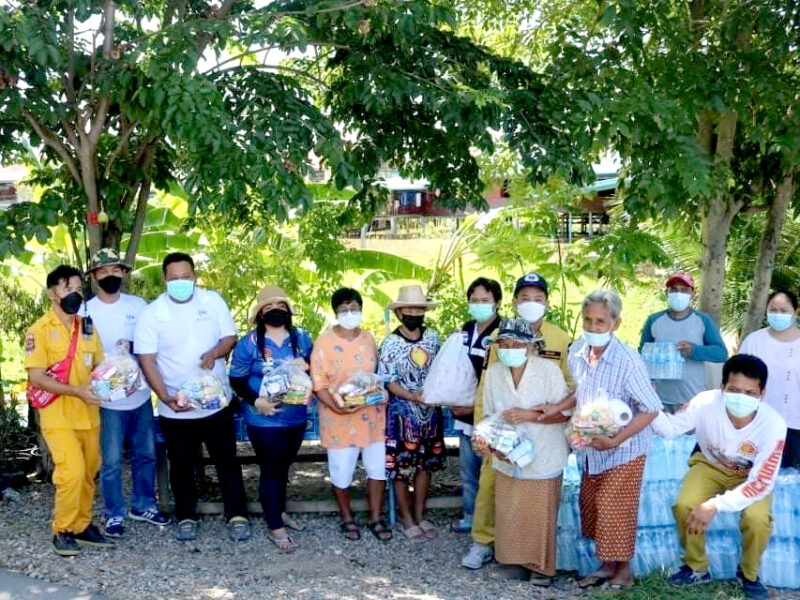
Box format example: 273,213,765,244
87,248,129,273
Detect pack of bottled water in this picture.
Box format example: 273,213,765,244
641,342,685,380
555,437,800,587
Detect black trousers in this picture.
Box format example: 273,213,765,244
246,423,306,530
159,407,247,522
783,428,800,469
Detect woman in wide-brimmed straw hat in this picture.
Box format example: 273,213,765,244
480,317,570,586
229,285,313,553
378,285,443,542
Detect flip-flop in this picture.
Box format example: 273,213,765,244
401,524,427,542
340,521,361,541
418,519,437,539
604,581,633,590
282,512,305,532
267,532,300,554
577,573,611,588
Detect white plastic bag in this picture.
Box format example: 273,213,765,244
422,332,477,407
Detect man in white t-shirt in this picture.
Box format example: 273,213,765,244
653,354,786,600
85,249,170,539
134,252,249,542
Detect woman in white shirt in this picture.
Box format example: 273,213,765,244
478,317,569,586
739,289,800,468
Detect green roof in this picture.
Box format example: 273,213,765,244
581,177,617,194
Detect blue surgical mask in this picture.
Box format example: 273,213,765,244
724,391,760,418
767,312,795,332
166,279,195,302
468,303,495,323
497,348,528,368
583,329,611,348
667,292,692,312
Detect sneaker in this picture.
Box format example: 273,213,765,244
451,517,473,534
105,516,125,538
738,570,768,600
461,543,493,569
668,565,711,586
74,524,116,548
129,508,171,526
227,516,251,541
52,533,82,557
176,519,198,541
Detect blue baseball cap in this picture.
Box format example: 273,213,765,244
514,272,549,297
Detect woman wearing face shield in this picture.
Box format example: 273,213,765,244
478,318,569,585
739,289,800,469
378,285,442,542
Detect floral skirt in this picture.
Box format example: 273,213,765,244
385,399,444,480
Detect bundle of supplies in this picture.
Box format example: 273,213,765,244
422,332,477,407
567,389,632,449
91,345,145,402
259,362,313,405
472,414,534,468
336,372,387,407
176,371,230,410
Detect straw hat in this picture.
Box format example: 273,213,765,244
249,285,296,323
387,285,437,311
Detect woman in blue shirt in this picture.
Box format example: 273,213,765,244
229,286,313,553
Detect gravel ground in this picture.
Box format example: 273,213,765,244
2,458,800,600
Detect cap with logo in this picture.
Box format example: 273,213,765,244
87,248,129,273
514,272,549,297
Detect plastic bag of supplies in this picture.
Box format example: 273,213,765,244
335,372,387,408
566,389,632,450
422,332,478,407
471,413,534,468
176,371,230,410
259,362,313,406
91,344,146,403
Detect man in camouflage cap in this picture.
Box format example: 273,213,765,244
85,248,170,537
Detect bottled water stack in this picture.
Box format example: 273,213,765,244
641,342,685,380
557,437,800,587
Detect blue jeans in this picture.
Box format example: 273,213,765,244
459,431,481,517
100,402,157,519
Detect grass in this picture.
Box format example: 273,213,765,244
585,573,745,600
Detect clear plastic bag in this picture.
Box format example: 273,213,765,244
91,344,145,403
422,332,478,407
567,389,632,449
641,342,685,380
259,362,313,406
471,413,534,467
336,371,386,407
176,370,230,410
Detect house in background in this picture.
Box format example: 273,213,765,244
0,164,31,209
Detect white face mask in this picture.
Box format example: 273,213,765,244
517,301,546,323
337,311,362,330
497,347,528,368
667,292,692,312
724,391,760,418
583,329,612,347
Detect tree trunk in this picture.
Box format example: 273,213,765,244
699,197,733,324
741,172,796,337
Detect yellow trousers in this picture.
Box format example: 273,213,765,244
41,427,101,534
673,453,772,581
471,385,495,545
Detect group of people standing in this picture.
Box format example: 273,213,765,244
24,250,799,600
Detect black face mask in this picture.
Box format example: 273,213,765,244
400,314,424,331
60,292,83,315
97,275,122,294
259,308,290,328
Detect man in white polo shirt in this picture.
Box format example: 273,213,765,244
85,249,170,539
134,252,249,542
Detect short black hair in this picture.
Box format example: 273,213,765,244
46,265,83,289
331,287,363,311
768,289,798,311
162,252,195,275
467,277,502,303
722,354,768,391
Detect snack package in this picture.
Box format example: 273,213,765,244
471,414,534,467
91,344,145,403
176,371,230,410
422,332,478,407
336,371,386,407
259,362,313,406
641,341,685,380
567,389,632,449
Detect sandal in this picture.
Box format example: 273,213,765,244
340,521,361,541
367,519,393,542
401,524,427,542
577,571,612,588
281,512,305,532
418,519,437,539
268,532,300,554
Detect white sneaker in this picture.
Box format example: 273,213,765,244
461,543,493,569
